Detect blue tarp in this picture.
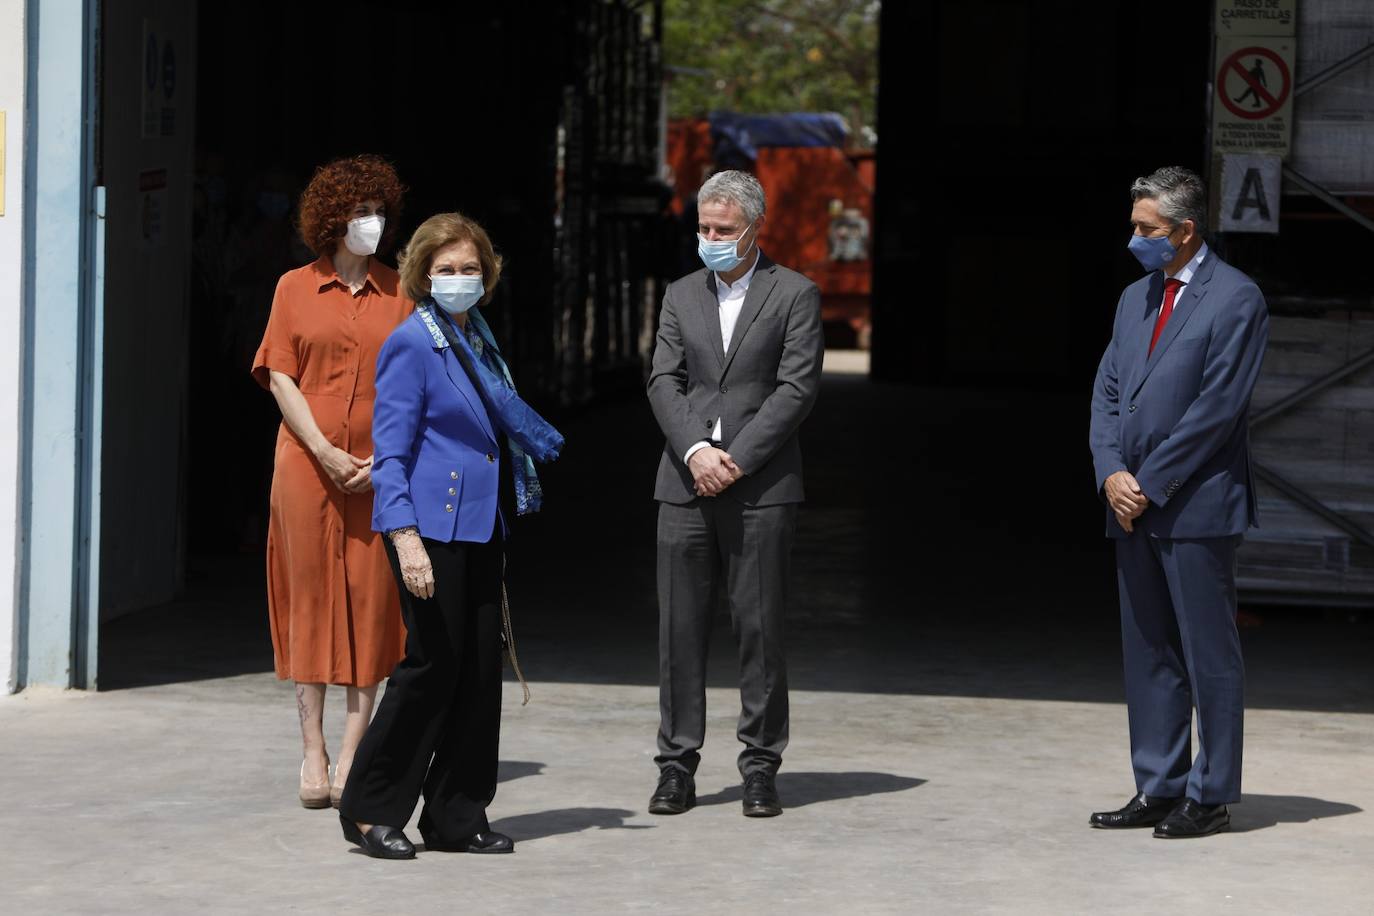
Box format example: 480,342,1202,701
708,112,849,162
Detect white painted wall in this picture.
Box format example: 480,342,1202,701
0,0,28,693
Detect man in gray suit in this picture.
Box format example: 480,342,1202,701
646,170,824,818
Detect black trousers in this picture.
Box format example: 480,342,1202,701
655,498,796,778
339,530,504,841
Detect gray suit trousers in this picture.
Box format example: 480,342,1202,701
655,497,796,778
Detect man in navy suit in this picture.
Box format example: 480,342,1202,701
1088,167,1269,839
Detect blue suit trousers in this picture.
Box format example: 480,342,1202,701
1116,533,1244,805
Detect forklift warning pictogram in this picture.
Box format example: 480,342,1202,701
1218,46,1290,121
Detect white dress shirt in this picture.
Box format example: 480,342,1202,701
683,250,760,463
1162,242,1209,314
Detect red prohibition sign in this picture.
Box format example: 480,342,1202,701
1218,46,1291,120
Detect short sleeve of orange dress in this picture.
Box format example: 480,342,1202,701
251,255,414,686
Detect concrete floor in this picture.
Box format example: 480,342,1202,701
4,368,1373,913
3,679,1371,914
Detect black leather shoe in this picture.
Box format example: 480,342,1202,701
340,815,416,859
648,768,695,815
1153,799,1230,838
1089,792,1183,829
424,831,515,854
742,771,782,817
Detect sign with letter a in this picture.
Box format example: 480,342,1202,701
1219,154,1281,234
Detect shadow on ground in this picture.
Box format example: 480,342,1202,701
99,374,1374,713
695,771,925,810
499,760,546,784
487,807,652,843
1230,794,1364,833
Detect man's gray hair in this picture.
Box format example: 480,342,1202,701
1131,166,1207,229
699,169,766,222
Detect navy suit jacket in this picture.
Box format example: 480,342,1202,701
1089,250,1270,539
371,309,504,543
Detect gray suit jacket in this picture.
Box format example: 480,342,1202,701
647,252,824,506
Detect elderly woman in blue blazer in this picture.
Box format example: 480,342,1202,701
337,213,563,860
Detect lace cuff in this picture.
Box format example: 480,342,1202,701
386,525,420,543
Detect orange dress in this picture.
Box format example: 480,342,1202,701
251,256,411,686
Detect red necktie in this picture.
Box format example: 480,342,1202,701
1149,278,1184,356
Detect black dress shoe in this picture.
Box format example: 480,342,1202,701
648,768,695,815
1153,799,1230,838
1089,792,1183,828
742,771,782,818
423,831,515,854
340,815,416,859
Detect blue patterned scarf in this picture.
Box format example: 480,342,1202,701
417,301,563,515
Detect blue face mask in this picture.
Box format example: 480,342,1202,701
698,221,756,273
1127,229,1178,272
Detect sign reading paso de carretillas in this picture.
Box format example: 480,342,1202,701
1212,0,1296,157
1215,0,1296,36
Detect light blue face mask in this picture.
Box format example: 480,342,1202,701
1127,228,1179,272
430,274,484,315
697,221,756,273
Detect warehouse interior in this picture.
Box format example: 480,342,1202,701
90,0,1371,704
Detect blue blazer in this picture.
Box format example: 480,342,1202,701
371,309,504,543
1089,251,1270,539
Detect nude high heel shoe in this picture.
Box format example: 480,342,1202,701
330,765,345,809
300,758,331,809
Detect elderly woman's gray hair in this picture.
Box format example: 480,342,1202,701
1131,166,1207,230
699,170,767,223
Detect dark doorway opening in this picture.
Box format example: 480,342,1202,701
101,1,673,687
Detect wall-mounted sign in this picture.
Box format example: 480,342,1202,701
1211,1,1296,157
141,21,178,139
1213,37,1296,155
1219,153,1282,233
1215,0,1296,36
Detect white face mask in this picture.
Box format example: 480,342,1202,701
343,214,385,256
430,274,485,314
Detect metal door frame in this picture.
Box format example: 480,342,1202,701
17,0,104,689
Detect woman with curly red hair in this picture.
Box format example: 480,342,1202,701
251,154,411,809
